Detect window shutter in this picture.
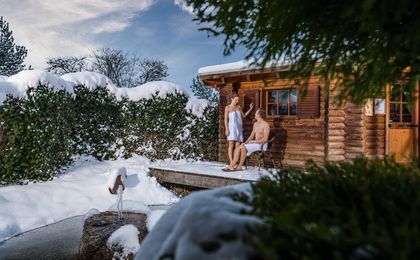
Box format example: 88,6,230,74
299,85,320,119
242,89,260,111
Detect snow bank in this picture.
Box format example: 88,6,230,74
198,59,289,76
0,75,8,81
0,155,178,242
107,224,140,258
0,70,187,105
61,71,117,92
186,99,210,118
136,184,262,260
118,81,187,101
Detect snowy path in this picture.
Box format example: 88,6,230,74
0,156,178,243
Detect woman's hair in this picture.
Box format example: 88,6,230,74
230,92,238,100
257,108,266,119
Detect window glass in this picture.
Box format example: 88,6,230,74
278,90,289,102
278,104,288,115
268,91,277,102
268,104,277,116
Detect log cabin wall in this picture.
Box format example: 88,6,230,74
217,76,326,168
327,87,366,162
202,66,388,168
363,114,386,159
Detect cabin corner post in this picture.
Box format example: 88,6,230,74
324,75,330,162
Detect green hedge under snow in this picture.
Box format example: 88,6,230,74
0,85,218,183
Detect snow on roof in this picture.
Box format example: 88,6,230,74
198,59,289,76
185,99,211,118
0,70,187,105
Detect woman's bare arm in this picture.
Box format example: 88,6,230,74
224,106,229,136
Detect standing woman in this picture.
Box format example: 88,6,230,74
224,92,254,169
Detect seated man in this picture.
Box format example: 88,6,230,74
224,108,270,171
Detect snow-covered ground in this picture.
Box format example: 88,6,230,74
0,156,267,244
0,155,178,243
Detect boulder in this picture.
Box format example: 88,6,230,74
79,211,148,260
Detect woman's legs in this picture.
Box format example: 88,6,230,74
228,141,235,164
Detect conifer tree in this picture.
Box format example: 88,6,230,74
0,16,27,76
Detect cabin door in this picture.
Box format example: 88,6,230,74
387,87,419,163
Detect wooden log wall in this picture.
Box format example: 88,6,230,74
217,78,387,168
327,87,365,161
218,78,326,168
364,115,386,159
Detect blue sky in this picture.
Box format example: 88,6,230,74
0,0,246,95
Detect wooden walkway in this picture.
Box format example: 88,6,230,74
149,161,267,189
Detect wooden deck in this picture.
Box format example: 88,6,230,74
148,161,267,189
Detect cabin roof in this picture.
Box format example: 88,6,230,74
198,60,292,87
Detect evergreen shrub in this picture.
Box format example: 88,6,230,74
0,85,219,183
247,157,420,259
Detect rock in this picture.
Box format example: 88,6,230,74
79,211,148,260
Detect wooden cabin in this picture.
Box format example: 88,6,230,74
199,62,419,167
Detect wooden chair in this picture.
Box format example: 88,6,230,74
245,131,278,171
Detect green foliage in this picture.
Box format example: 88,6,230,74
0,85,218,183
247,157,420,259
183,103,219,161
190,75,219,102
121,93,190,160
72,86,124,160
0,87,74,182
187,0,420,104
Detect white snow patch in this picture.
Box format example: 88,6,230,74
146,209,166,231
83,208,100,222
0,70,186,105
153,160,270,181
107,224,140,258
0,75,8,81
186,99,210,118
7,69,73,95
136,184,261,260
118,80,187,101
61,71,117,92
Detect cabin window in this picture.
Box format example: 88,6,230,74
266,89,297,116
390,88,412,123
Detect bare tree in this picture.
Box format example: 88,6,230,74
46,56,87,75
138,59,169,85
91,48,169,88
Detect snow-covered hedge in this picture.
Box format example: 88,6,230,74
0,70,218,183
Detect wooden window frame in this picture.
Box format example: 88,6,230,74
265,88,298,118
